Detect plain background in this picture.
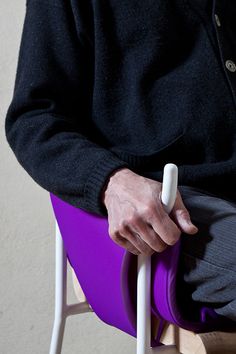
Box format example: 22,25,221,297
0,1,137,353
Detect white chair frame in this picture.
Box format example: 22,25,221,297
49,163,179,354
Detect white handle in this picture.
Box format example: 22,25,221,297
160,163,178,214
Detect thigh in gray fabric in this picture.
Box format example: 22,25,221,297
176,185,236,322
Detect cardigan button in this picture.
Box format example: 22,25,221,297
225,60,236,72
214,13,221,27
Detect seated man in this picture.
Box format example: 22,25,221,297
5,0,236,323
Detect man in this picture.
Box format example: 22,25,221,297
5,0,236,321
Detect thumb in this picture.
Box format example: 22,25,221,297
171,193,199,235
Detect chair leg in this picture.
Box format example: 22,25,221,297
137,254,179,354
137,254,152,354
49,318,66,354
49,220,68,354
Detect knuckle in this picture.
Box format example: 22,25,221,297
142,204,155,218
176,208,190,219
118,223,128,234
122,214,139,228
118,220,132,233
109,228,121,241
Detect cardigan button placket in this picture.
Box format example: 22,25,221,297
225,60,236,73
214,13,221,27
212,0,236,108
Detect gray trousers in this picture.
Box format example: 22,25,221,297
176,185,236,322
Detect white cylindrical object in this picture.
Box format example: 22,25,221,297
137,254,151,354
136,163,178,354
161,163,178,214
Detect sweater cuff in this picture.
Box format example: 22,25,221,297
83,154,130,217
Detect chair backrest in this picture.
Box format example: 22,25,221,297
50,192,236,345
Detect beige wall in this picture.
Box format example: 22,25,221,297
0,2,136,353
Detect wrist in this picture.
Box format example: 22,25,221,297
101,167,132,206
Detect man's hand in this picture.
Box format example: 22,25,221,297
102,168,198,256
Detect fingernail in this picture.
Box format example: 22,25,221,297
185,219,198,229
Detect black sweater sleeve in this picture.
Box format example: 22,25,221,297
4,0,129,217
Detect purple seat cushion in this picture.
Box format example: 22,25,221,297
50,193,236,346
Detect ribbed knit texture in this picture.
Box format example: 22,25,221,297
4,0,236,216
